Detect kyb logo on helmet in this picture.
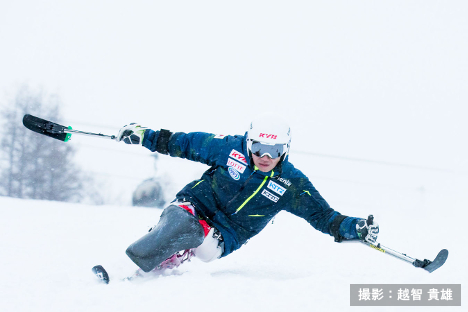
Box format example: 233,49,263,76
258,133,277,139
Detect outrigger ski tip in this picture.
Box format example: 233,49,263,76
415,249,449,273
22,114,117,142
23,114,72,142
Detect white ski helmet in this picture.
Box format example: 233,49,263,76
247,114,291,160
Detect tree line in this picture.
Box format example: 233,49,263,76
0,86,85,202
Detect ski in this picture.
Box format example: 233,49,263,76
92,250,194,284
92,265,110,284
92,264,143,284
23,114,117,142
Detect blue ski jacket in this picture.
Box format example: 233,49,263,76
142,129,361,257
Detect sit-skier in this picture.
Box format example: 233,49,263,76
117,114,379,274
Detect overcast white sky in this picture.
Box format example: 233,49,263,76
1,1,467,205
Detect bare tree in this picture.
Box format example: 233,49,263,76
0,86,85,202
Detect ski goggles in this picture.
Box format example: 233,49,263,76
250,141,286,159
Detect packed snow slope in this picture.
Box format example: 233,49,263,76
0,194,465,312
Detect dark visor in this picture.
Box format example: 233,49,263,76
251,141,285,159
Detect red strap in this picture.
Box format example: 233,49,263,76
178,204,210,237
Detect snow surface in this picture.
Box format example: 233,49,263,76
0,194,465,312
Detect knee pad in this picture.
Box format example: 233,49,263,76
193,228,224,262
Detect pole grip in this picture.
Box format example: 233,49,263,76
366,214,374,226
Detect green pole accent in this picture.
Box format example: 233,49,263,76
64,126,72,142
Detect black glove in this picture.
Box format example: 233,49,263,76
356,215,379,244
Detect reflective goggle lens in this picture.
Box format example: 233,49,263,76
251,141,285,159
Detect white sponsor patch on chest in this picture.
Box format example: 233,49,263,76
278,177,291,187
228,167,240,180
229,149,248,165
261,189,279,203
267,180,286,196
227,158,246,173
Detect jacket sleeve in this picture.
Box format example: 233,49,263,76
285,177,360,241
142,129,231,166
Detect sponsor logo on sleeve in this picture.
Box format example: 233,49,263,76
229,149,248,165
227,158,246,173
228,167,240,180
214,134,226,139
267,180,287,196
261,189,279,203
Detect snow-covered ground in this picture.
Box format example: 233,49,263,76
0,192,465,312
